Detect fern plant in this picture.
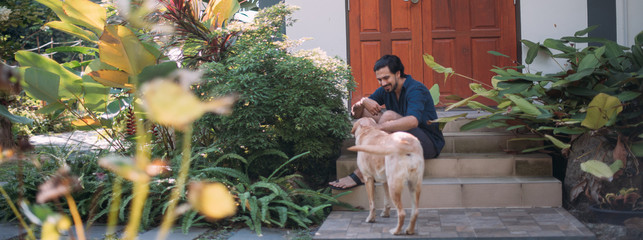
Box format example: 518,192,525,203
193,151,351,235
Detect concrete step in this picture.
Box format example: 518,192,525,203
332,176,562,209
336,152,552,179
342,131,543,155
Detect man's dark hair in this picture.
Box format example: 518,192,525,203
373,55,406,77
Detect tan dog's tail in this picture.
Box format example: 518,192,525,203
348,137,416,155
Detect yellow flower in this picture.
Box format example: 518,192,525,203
188,182,237,219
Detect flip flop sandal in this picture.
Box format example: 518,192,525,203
329,172,364,190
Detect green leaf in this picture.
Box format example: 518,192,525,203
45,45,97,55
577,50,602,72
580,160,616,181
22,67,61,103
0,105,33,124
562,36,607,43
446,94,479,111
631,141,643,157
574,25,599,37
544,134,570,149
566,68,594,81
434,113,467,123
82,75,110,113
506,125,525,131
15,51,82,99
505,94,541,116
581,93,623,129
137,61,179,86
521,39,540,64
488,51,509,58
609,160,624,173
460,118,492,131
45,21,98,43
423,54,454,81
497,81,532,95
429,84,440,105
469,83,497,98
543,39,576,53
36,102,65,114
616,91,641,102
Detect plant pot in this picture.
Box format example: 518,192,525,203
589,204,643,225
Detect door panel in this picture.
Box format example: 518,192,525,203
349,0,422,104
422,0,516,105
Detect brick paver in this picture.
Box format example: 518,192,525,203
314,208,596,239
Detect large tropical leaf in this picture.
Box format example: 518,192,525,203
35,0,106,36
61,0,106,35
15,51,82,99
21,67,61,103
204,0,241,29
45,21,99,43
88,70,133,89
581,93,623,129
98,25,156,75
0,105,33,124
81,75,110,113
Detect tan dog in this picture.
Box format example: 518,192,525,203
348,118,424,235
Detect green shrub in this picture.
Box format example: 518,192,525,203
194,3,355,185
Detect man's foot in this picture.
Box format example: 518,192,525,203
329,172,364,190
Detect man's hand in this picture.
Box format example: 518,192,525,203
360,97,383,116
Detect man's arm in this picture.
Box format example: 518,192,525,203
351,97,382,118
378,115,418,133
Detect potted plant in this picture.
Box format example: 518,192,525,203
588,187,643,225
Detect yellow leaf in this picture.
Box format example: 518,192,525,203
99,25,156,75
204,0,240,29
98,155,150,183
141,80,236,130
188,182,237,219
62,0,106,35
581,93,623,129
88,70,134,89
71,116,100,127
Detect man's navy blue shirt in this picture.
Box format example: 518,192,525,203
368,75,445,153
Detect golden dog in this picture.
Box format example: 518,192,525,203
348,118,424,235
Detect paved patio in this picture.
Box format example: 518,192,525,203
314,208,596,239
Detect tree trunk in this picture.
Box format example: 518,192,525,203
0,116,12,149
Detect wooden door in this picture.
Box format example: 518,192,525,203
348,0,423,104
348,0,517,105
423,0,517,104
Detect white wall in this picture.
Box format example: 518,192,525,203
285,0,347,60
519,0,587,74
616,0,643,47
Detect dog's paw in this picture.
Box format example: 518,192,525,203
380,211,390,218
404,228,415,235
389,228,403,235
365,216,376,223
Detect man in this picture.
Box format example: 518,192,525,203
329,55,444,190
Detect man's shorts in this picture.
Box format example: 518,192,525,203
406,127,438,159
